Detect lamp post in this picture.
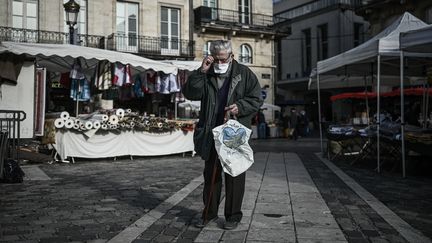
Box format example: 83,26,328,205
63,0,80,45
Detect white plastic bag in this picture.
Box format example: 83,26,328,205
212,119,254,177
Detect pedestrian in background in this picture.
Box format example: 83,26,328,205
290,107,299,140
257,109,266,139
182,40,263,230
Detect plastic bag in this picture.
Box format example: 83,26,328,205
212,119,254,177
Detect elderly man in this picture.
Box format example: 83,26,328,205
183,40,263,230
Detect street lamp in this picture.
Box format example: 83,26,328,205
63,0,80,45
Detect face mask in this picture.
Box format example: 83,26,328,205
214,62,230,74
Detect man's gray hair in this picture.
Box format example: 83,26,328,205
210,40,232,55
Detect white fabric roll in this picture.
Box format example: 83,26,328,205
60,111,70,120
54,118,65,128
126,108,132,114
80,124,86,130
65,119,74,129
92,114,109,122
75,119,82,125
73,124,80,130
101,124,108,130
109,115,119,125
85,121,93,130
93,121,101,129
116,108,125,118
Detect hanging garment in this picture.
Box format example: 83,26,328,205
60,72,71,88
70,63,85,80
119,85,135,101
124,64,133,86
158,73,171,94
169,73,180,93
93,60,112,90
70,78,91,101
145,70,158,94
133,74,145,98
112,63,126,86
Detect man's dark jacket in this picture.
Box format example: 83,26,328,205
183,60,263,161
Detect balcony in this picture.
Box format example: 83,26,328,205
0,26,104,48
274,0,363,24
106,34,194,60
194,6,279,36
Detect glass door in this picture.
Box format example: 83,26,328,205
116,1,138,52
161,7,180,56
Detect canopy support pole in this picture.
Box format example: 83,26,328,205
377,55,381,173
400,51,406,178
364,76,370,124
317,73,324,154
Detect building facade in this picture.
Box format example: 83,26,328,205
192,0,281,121
273,0,368,122
0,0,280,120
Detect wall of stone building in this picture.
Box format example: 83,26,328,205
192,0,272,15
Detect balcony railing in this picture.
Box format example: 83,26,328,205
274,0,363,24
107,34,194,58
0,26,104,48
194,6,274,28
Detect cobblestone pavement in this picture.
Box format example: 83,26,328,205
0,138,431,243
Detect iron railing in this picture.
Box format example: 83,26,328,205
194,6,274,27
107,34,194,58
274,0,363,24
0,26,105,48
0,110,26,171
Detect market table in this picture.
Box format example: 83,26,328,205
53,129,194,161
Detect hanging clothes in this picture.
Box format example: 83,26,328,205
144,70,158,94
70,62,85,80
133,74,145,98
158,73,171,94
93,60,112,90
168,73,180,93
112,63,126,86
70,78,90,101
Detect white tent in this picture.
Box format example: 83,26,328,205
313,12,431,177
162,60,202,71
400,25,432,53
0,42,178,75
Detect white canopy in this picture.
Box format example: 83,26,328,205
162,60,202,71
0,41,178,74
400,25,432,53
316,12,428,77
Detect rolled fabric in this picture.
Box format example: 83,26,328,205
92,114,109,122
73,124,80,130
101,124,108,130
120,123,126,128
157,122,163,128
64,119,74,129
110,124,118,130
80,124,86,130
85,121,93,130
115,108,125,118
54,118,65,128
93,120,101,129
109,115,119,125
60,111,70,120
130,121,135,127
75,119,82,125
126,108,132,114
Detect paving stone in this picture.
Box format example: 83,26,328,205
247,227,296,242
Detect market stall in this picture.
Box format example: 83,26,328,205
310,12,432,176
0,42,198,160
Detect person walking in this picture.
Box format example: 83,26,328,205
257,109,266,139
182,40,263,230
290,107,299,140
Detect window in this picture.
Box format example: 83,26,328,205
63,0,87,35
13,0,37,29
302,28,311,76
203,0,217,20
161,7,180,55
239,44,252,64
238,0,250,25
116,1,138,52
203,41,211,58
354,23,364,47
317,24,328,61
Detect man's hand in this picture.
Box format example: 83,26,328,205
225,104,239,116
201,56,214,73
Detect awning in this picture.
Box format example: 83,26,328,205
162,60,201,71
0,41,178,75
400,25,432,53
330,92,377,102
